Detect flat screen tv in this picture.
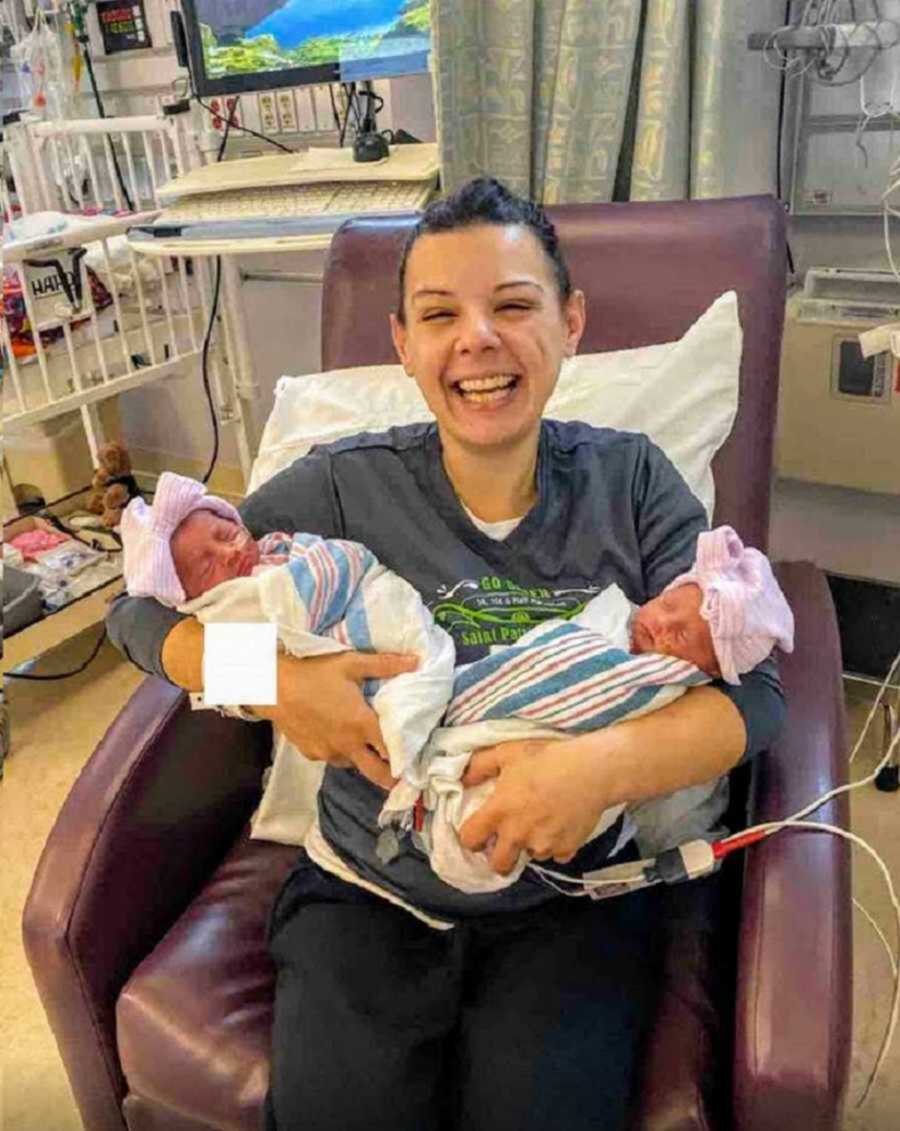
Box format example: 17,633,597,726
180,0,432,96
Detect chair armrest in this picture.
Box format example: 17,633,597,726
22,677,273,1131
733,561,852,1130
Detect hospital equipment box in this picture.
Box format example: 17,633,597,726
776,268,900,495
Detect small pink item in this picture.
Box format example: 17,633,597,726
120,471,242,607
664,526,794,685
9,529,71,559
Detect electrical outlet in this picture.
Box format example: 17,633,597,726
240,95,262,137
314,86,337,131
258,92,279,134
223,97,241,128
276,89,298,133
295,86,317,133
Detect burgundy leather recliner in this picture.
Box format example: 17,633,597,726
23,196,851,1131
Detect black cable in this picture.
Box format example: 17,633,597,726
195,95,294,154
200,255,223,486
197,97,240,486
39,509,122,552
776,1,797,277
5,627,108,680
328,83,349,144
336,86,352,147
345,83,363,133
76,32,135,211
216,96,239,161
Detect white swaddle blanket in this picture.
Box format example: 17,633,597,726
183,534,713,892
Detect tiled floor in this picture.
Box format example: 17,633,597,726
2,631,899,1130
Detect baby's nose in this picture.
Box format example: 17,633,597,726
221,539,242,564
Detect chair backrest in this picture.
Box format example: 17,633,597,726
321,196,786,550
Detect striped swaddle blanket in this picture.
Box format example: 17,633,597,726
446,619,708,731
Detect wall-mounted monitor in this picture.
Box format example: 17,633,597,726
180,1,432,97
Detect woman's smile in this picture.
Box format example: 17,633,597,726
451,372,521,408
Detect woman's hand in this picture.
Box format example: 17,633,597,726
253,651,419,791
459,736,613,875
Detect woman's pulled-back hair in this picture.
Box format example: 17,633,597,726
396,176,572,323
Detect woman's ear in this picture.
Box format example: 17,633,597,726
389,312,414,377
563,289,586,358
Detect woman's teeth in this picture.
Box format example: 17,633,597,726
455,375,517,403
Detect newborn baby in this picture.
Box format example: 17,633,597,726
122,473,794,892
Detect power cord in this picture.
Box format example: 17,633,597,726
197,96,241,486
67,2,135,211
776,0,797,278
199,255,223,485
5,626,108,681
194,95,294,155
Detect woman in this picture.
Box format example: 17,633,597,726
107,178,785,1131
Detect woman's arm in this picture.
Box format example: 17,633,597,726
160,616,204,690
106,592,187,680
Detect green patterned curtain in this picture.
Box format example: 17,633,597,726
432,0,780,204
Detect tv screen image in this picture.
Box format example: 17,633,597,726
191,1,431,86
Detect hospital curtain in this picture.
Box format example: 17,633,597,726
431,0,782,204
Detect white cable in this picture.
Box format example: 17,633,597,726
855,895,898,977
849,648,900,762
528,860,647,891
529,648,900,890
737,818,900,1109
784,689,900,826
527,866,592,897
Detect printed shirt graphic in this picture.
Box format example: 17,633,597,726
430,574,603,654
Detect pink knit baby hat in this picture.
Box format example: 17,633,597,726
121,471,242,607
664,525,794,685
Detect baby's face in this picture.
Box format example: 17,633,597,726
631,583,720,678
170,509,260,600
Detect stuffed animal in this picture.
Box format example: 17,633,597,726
87,442,141,528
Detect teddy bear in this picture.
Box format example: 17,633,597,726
87,442,142,528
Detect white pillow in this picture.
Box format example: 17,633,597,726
249,291,741,517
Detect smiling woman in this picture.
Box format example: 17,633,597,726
390,179,585,521
107,176,786,1131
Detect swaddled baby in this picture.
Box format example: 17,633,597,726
121,472,794,891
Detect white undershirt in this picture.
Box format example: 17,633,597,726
462,504,525,541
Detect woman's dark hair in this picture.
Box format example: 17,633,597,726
396,176,572,323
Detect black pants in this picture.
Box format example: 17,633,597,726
264,850,667,1131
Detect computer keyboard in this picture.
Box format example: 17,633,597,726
163,180,434,223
